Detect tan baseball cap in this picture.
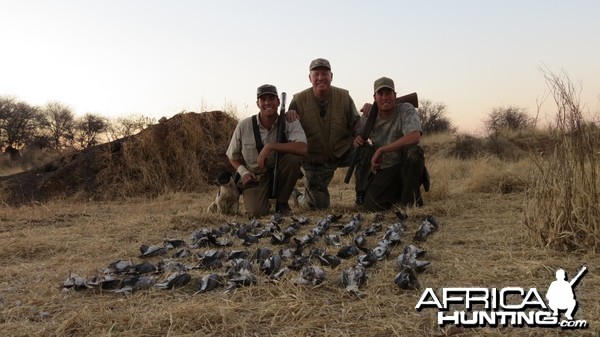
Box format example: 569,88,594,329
374,77,395,92
309,58,331,71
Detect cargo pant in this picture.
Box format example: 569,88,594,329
298,147,371,209
241,153,303,217
362,144,426,211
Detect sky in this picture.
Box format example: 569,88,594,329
1,0,599,133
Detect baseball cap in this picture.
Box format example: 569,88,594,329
256,84,278,99
374,77,395,92
309,58,331,71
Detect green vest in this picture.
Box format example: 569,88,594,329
292,86,355,163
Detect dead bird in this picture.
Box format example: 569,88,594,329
226,268,257,292
102,259,133,274
339,264,367,297
252,247,272,264
288,255,310,271
260,254,282,277
155,272,192,290
337,245,359,259
196,249,225,269
196,273,224,293
163,239,187,249
324,234,341,246
290,216,310,225
395,266,420,290
293,233,316,247
139,244,168,258
129,261,157,275
62,272,90,291
397,253,430,272
227,250,249,261
112,276,156,293
362,223,382,236
414,216,439,242
339,214,364,236
293,265,326,285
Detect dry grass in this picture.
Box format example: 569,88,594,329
1,165,599,336
524,70,600,251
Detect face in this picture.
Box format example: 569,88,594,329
256,95,280,117
309,68,333,94
374,88,396,112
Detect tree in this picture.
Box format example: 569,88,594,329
74,113,108,149
0,96,42,148
40,101,75,149
107,114,155,141
485,105,533,134
418,99,455,134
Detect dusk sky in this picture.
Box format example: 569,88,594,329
2,0,599,133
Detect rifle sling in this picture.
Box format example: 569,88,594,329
252,115,264,154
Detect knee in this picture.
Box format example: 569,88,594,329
282,153,303,168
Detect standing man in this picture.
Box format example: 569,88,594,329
226,84,307,217
288,58,365,209
355,77,426,211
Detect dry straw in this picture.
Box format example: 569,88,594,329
524,69,600,252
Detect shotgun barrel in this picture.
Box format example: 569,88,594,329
271,92,287,198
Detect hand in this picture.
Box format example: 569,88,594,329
286,109,299,122
353,135,365,148
371,149,383,172
240,172,257,186
257,145,273,169
360,103,373,116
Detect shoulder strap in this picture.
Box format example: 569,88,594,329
252,115,264,153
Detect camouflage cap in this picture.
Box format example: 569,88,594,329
309,58,331,71
256,84,278,99
374,77,395,92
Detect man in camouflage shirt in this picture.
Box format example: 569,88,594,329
354,77,426,211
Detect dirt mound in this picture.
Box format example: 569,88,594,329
0,111,238,206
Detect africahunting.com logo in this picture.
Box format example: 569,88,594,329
415,266,588,329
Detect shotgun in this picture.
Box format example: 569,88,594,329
271,92,287,198
344,92,418,184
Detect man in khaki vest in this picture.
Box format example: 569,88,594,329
226,84,307,217
288,58,368,209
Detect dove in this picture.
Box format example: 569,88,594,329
337,245,359,259
129,261,157,275
226,268,257,292
260,254,282,277
395,266,420,290
290,216,310,225
324,234,341,246
339,264,367,297
112,276,156,293
414,216,439,242
293,265,326,285
293,233,316,246
139,244,168,258
102,260,132,274
62,272,90,291
155,272,192,289
197,273,223,293
163,239,186,249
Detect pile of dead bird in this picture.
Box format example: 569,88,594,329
62,212,439,297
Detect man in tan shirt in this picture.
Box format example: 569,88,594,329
226,84,307,217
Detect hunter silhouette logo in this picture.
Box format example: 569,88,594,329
546,267,587,321
416,266,589,329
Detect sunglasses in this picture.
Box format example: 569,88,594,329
319,101,327,118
